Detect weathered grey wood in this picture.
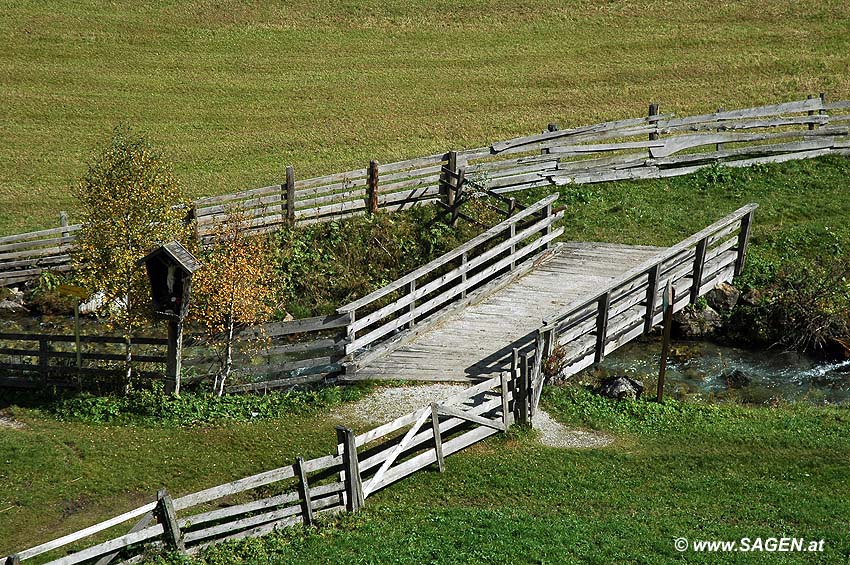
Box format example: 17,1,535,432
4,555,20,565
284,166,296,224
157,489,184,552
431,403,445,472
363,409,430,497
649,103,660,142
15,501,158,561
338,194,559,314
437,404,506,431
294,457,314,527
336,427,364,512
39,523,165,565
367,160,379,214
500,372,511,430
691,237,708,304
735,210,753,275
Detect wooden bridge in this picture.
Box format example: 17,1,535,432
337,195,757,389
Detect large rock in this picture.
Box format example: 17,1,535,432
722,368,752,389
706,282,740,313
673,305,722,338
596,376,644,400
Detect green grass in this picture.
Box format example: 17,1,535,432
2,1,850,233
144,386,850,564
0,386,368,557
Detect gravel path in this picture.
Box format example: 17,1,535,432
332,383,611,449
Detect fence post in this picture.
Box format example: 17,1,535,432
716,107,725,151
818,92,826,126
408,279,416,330
460,252,468,299
644,264,660,334
500,372,511,431
38,336,49,380
509,221,516,270
516,351,531,426
690,237,708,304
294,456,315,527
165,319,183,395
5,555,20,565
285,165,296,224
648,103,660,144
336,426,364,512
59,211,69,238
367,160,380,214
594,292,610,363
543,203,553,250
807,94,816,130
156,489,184,552
430,403,445,472
734,211,753,276
450,167,465,228
443,151,458,210
657,281,675,403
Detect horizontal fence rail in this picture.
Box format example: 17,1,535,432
4,363,532,564
1,97,846,286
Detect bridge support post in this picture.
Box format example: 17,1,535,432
734,211,753,276
644,264,660,334
690,238,708,304
594,292,611,363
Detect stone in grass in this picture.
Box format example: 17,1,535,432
596,376,644,401
0,299,28,316
706,282,741,313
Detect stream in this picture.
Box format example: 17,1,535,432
595,337,850,405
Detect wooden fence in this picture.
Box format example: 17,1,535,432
520,203,757,413
1,96,847,287
0,194,557,391
3,362,531,564
0,333,168,389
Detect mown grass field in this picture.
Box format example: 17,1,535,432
2,0,850,233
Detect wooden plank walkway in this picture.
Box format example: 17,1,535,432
350,241,664,382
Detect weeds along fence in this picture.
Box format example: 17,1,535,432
517,204,757,414
1,96,848,287
3,367,532,564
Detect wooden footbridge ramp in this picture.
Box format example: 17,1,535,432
338,195,756,387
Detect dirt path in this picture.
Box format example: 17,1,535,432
332,383,612,449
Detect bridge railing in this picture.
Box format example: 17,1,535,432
524,203,757,412
338,194,563,373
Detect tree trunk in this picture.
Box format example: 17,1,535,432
219,314,234,396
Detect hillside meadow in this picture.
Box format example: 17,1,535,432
2,0,850,233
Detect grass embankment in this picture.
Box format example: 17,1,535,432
146,386,850,564
2,1,850,233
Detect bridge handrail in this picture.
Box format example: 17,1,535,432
543,203,758,328
338,194,562,355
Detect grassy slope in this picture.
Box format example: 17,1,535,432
2,1,850,233
151,388,850,564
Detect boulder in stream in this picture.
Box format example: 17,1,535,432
596,376,644,400
706,282,740,313
722,368,752,389
673,305,722,338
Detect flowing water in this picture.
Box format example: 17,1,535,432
595,337,850,405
